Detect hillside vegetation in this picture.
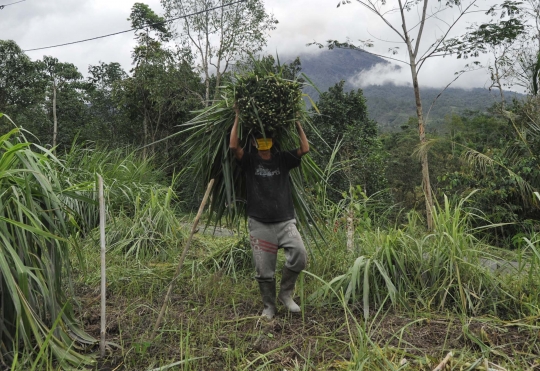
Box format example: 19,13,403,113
287,49,524,129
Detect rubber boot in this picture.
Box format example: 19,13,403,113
258,280,276,320
278,267,301,313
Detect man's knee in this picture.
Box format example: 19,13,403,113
297,249,307,271
288,247,307,272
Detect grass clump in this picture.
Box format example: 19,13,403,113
98,186,185,259
309,193,540,321
232,69,302,136
0,122,94,368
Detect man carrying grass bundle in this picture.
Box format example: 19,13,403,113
230,104,309,320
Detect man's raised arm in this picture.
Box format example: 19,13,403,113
296,121,310,157
230,105,244,160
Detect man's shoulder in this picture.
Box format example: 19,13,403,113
276,149,298,156
237,150,255,169
278,149,301,159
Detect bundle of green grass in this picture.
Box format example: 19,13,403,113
232,72,303,137
179,57,323,236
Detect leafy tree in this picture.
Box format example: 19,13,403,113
315,0,514,229
39,56,83,149
86,62,130,144
310,81,388,200
114,3,203,162
441,1,527,99
124,3,174,157
0,40,47,133
161,0,278,105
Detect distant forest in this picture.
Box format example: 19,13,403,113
288,49,524,131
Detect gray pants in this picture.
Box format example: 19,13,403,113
248,217,307,283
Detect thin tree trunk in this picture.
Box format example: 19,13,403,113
493,61,505,107
143,115,148,160
410,67,434,230
213,70,221,102
398,0,434,230
204,10,211,106
204,73,210,107
52,83,58,149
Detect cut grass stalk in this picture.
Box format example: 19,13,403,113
152,179,214,339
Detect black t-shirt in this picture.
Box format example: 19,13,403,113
238,149,301,223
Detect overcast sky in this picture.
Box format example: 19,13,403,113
1,0,504,91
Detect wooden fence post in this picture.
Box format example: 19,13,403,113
98,175,107,358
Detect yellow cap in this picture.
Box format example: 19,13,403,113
256,138,273,151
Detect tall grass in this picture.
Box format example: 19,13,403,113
312,193,534,318
1,125,181,367
95,185,185,259
0,123,94,367
60,143,185,258
60,143,168,231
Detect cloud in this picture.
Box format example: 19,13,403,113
349,56,494,91
349,63,410,88
264,0,372,58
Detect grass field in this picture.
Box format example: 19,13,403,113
67,220,540,371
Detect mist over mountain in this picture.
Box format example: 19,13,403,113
283,49,523,130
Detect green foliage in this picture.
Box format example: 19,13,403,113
94,186,184,259
0,122,93,367
129,2,171,39
60,143,169,233
436,104,540,242
113,5,204,163
312,194,529,318
85,62,130,144
114,56,203,158
199,236,253,280
380,118,423,209
0,41,49,136
309,81,388,200
60,142,187,259
41,56,82,85
0,40,46,113
441,18,526,59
